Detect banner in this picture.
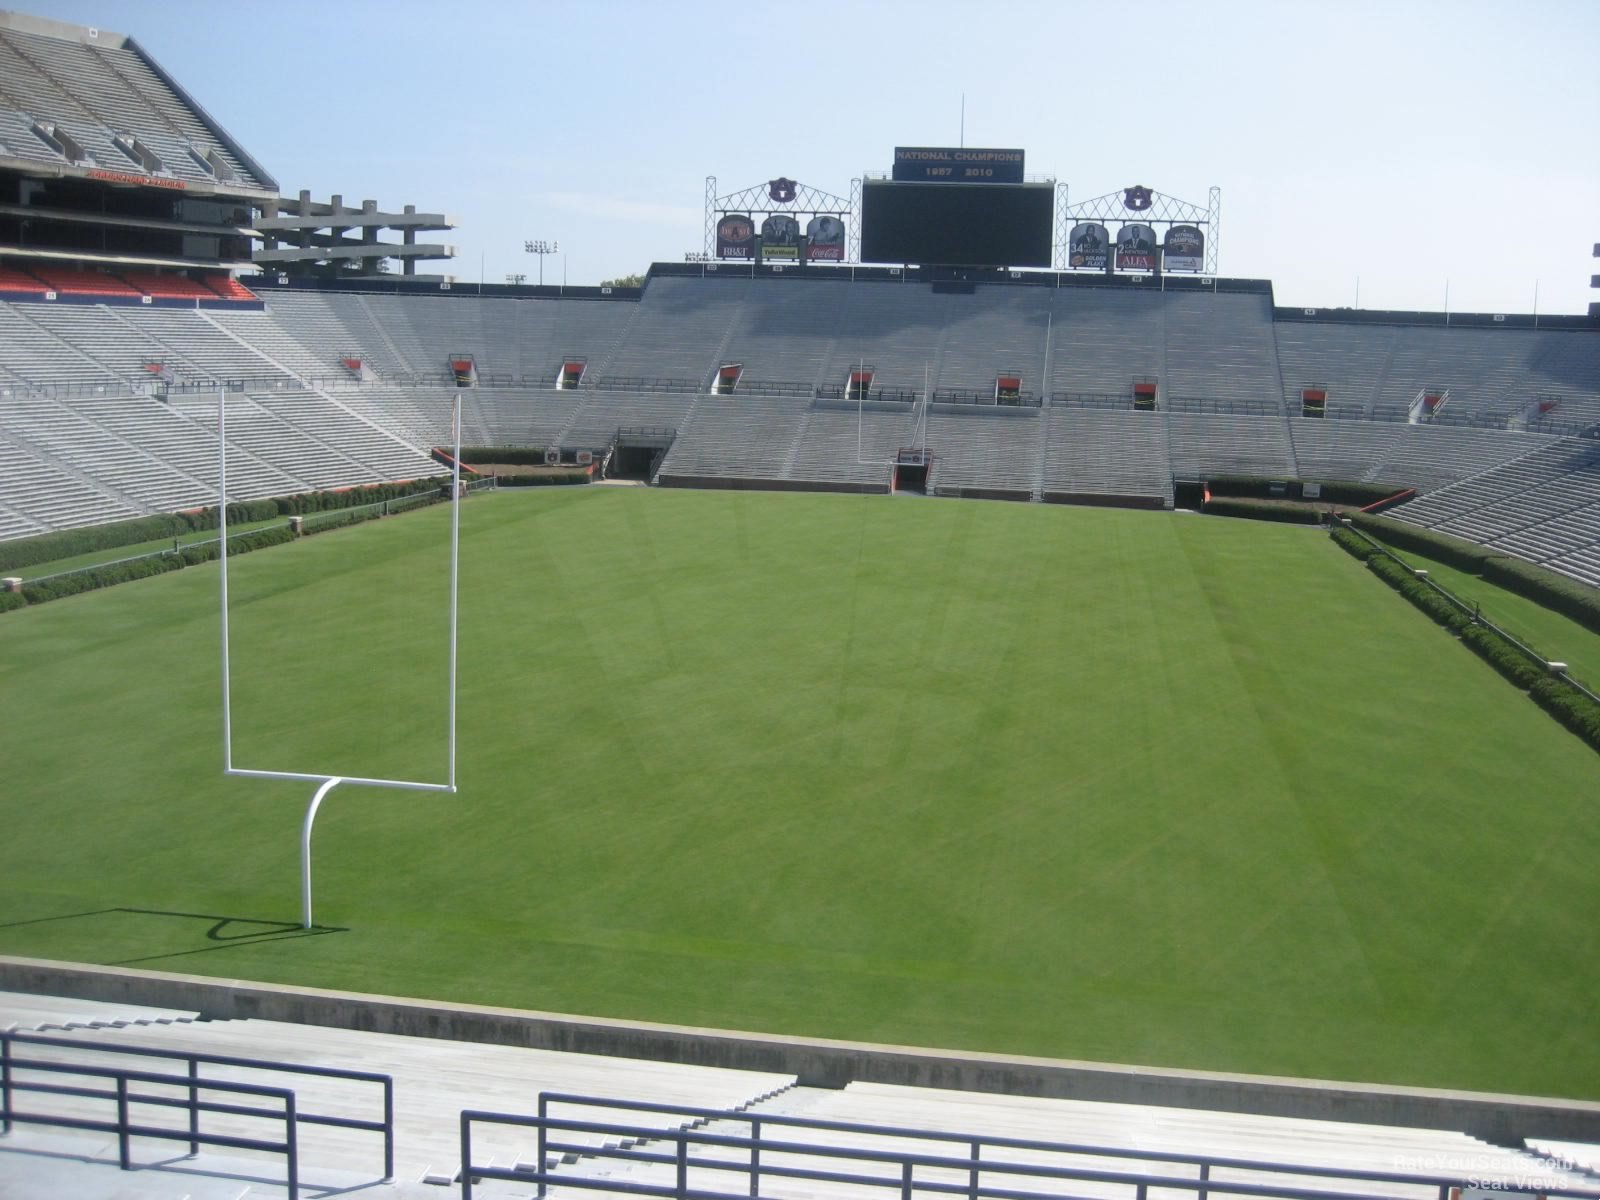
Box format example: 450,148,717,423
892,146,1025,183
716,213,755,260
1116,223,1158,271
1067,222,1109,270
761,214,800,261
805,214,846,261
1164,224,1204,272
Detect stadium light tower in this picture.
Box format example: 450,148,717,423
524,239,558,285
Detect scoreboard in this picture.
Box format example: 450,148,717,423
860,178,1053,269
891,147,1025,184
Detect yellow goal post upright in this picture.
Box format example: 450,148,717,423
216,381,464,928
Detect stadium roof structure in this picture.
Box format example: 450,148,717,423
255,191,458,280
0,9,276,199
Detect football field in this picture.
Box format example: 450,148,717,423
1,486,1595,1099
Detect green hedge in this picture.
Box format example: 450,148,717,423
1346,513,1503,574
1479,556,1600,637
460,447,548,466
496,471,591,487
1530,678,1600,754
1202,498,1324,524
0,513,189,571
1205,477,1401,507
272,478,447,515
1366,554,1471,630
1312,481,1409,507
21,551,185,603
300,508,384,534
1458,624,1548,690
11,525,295,609
0,479,449,572
178,525,297,565
1330,527,1378,561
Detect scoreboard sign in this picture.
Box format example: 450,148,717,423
892,146,1025,183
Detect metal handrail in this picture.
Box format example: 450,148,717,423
459,1092,1600,1200
2,1042,300,1198
3,1029,393,1181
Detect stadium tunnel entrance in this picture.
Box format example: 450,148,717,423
893,447,930,494
608,427,676,481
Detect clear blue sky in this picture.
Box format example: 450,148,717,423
21,0,1600,314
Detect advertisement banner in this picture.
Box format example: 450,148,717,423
716,213,755,260
892,146,1025,183
761,214,800,261
805,214,846,261
1163,224,1204,272
1116,223,1158,271
1067,222,1109,270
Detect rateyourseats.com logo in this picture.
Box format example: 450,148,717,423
1385,1170,1584,1196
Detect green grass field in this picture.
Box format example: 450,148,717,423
1,487,1596,1099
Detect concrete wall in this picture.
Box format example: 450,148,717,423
3,955,1598,1146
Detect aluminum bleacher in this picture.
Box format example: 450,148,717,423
1042,407,1172,504
1162,290,1283,411
1167,412,1296,480
1048,287,1166,397
926,405,1042,498
657,394,811,485
720,276,851,388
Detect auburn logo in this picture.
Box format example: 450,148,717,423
1123,185,1153,211
768,177,798,203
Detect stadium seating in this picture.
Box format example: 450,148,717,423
116,270,218,300
25,266,142,297
2,272,1598,589
7,990,1593,1200
1042,407,1172,503
0,263,47,293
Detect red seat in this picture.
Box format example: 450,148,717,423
29,267,142,296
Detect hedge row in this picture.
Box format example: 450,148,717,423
0,513,191,571
1458,624,1548,690
21,549,186,604
1365,553,1471,630
497,471,591,487
8,523,303,610
1344,513,1502,574
1330,527,1379,561
1349,512,1600,635
1337,526,1600,756
1530,679,1600,752
1202,498,1324,525
300,507,386,534
0,478,450,571
273,479,446,515
460,447,548,466
1480,556,1600,637
1207,477,1401,507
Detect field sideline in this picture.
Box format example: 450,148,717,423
1,487,1595,1099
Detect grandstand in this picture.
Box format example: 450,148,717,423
4,268,1597,576
3,8,1600,1197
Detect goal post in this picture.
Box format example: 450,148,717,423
216,381,464,927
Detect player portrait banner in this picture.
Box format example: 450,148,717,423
1164,224,1204,272
805,214,846,261
1068,222,1109,270
716,213,755,260
891,146,1025,183
1116,223,1158,271
761,213,800,261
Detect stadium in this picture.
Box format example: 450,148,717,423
1,5,1599,1197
